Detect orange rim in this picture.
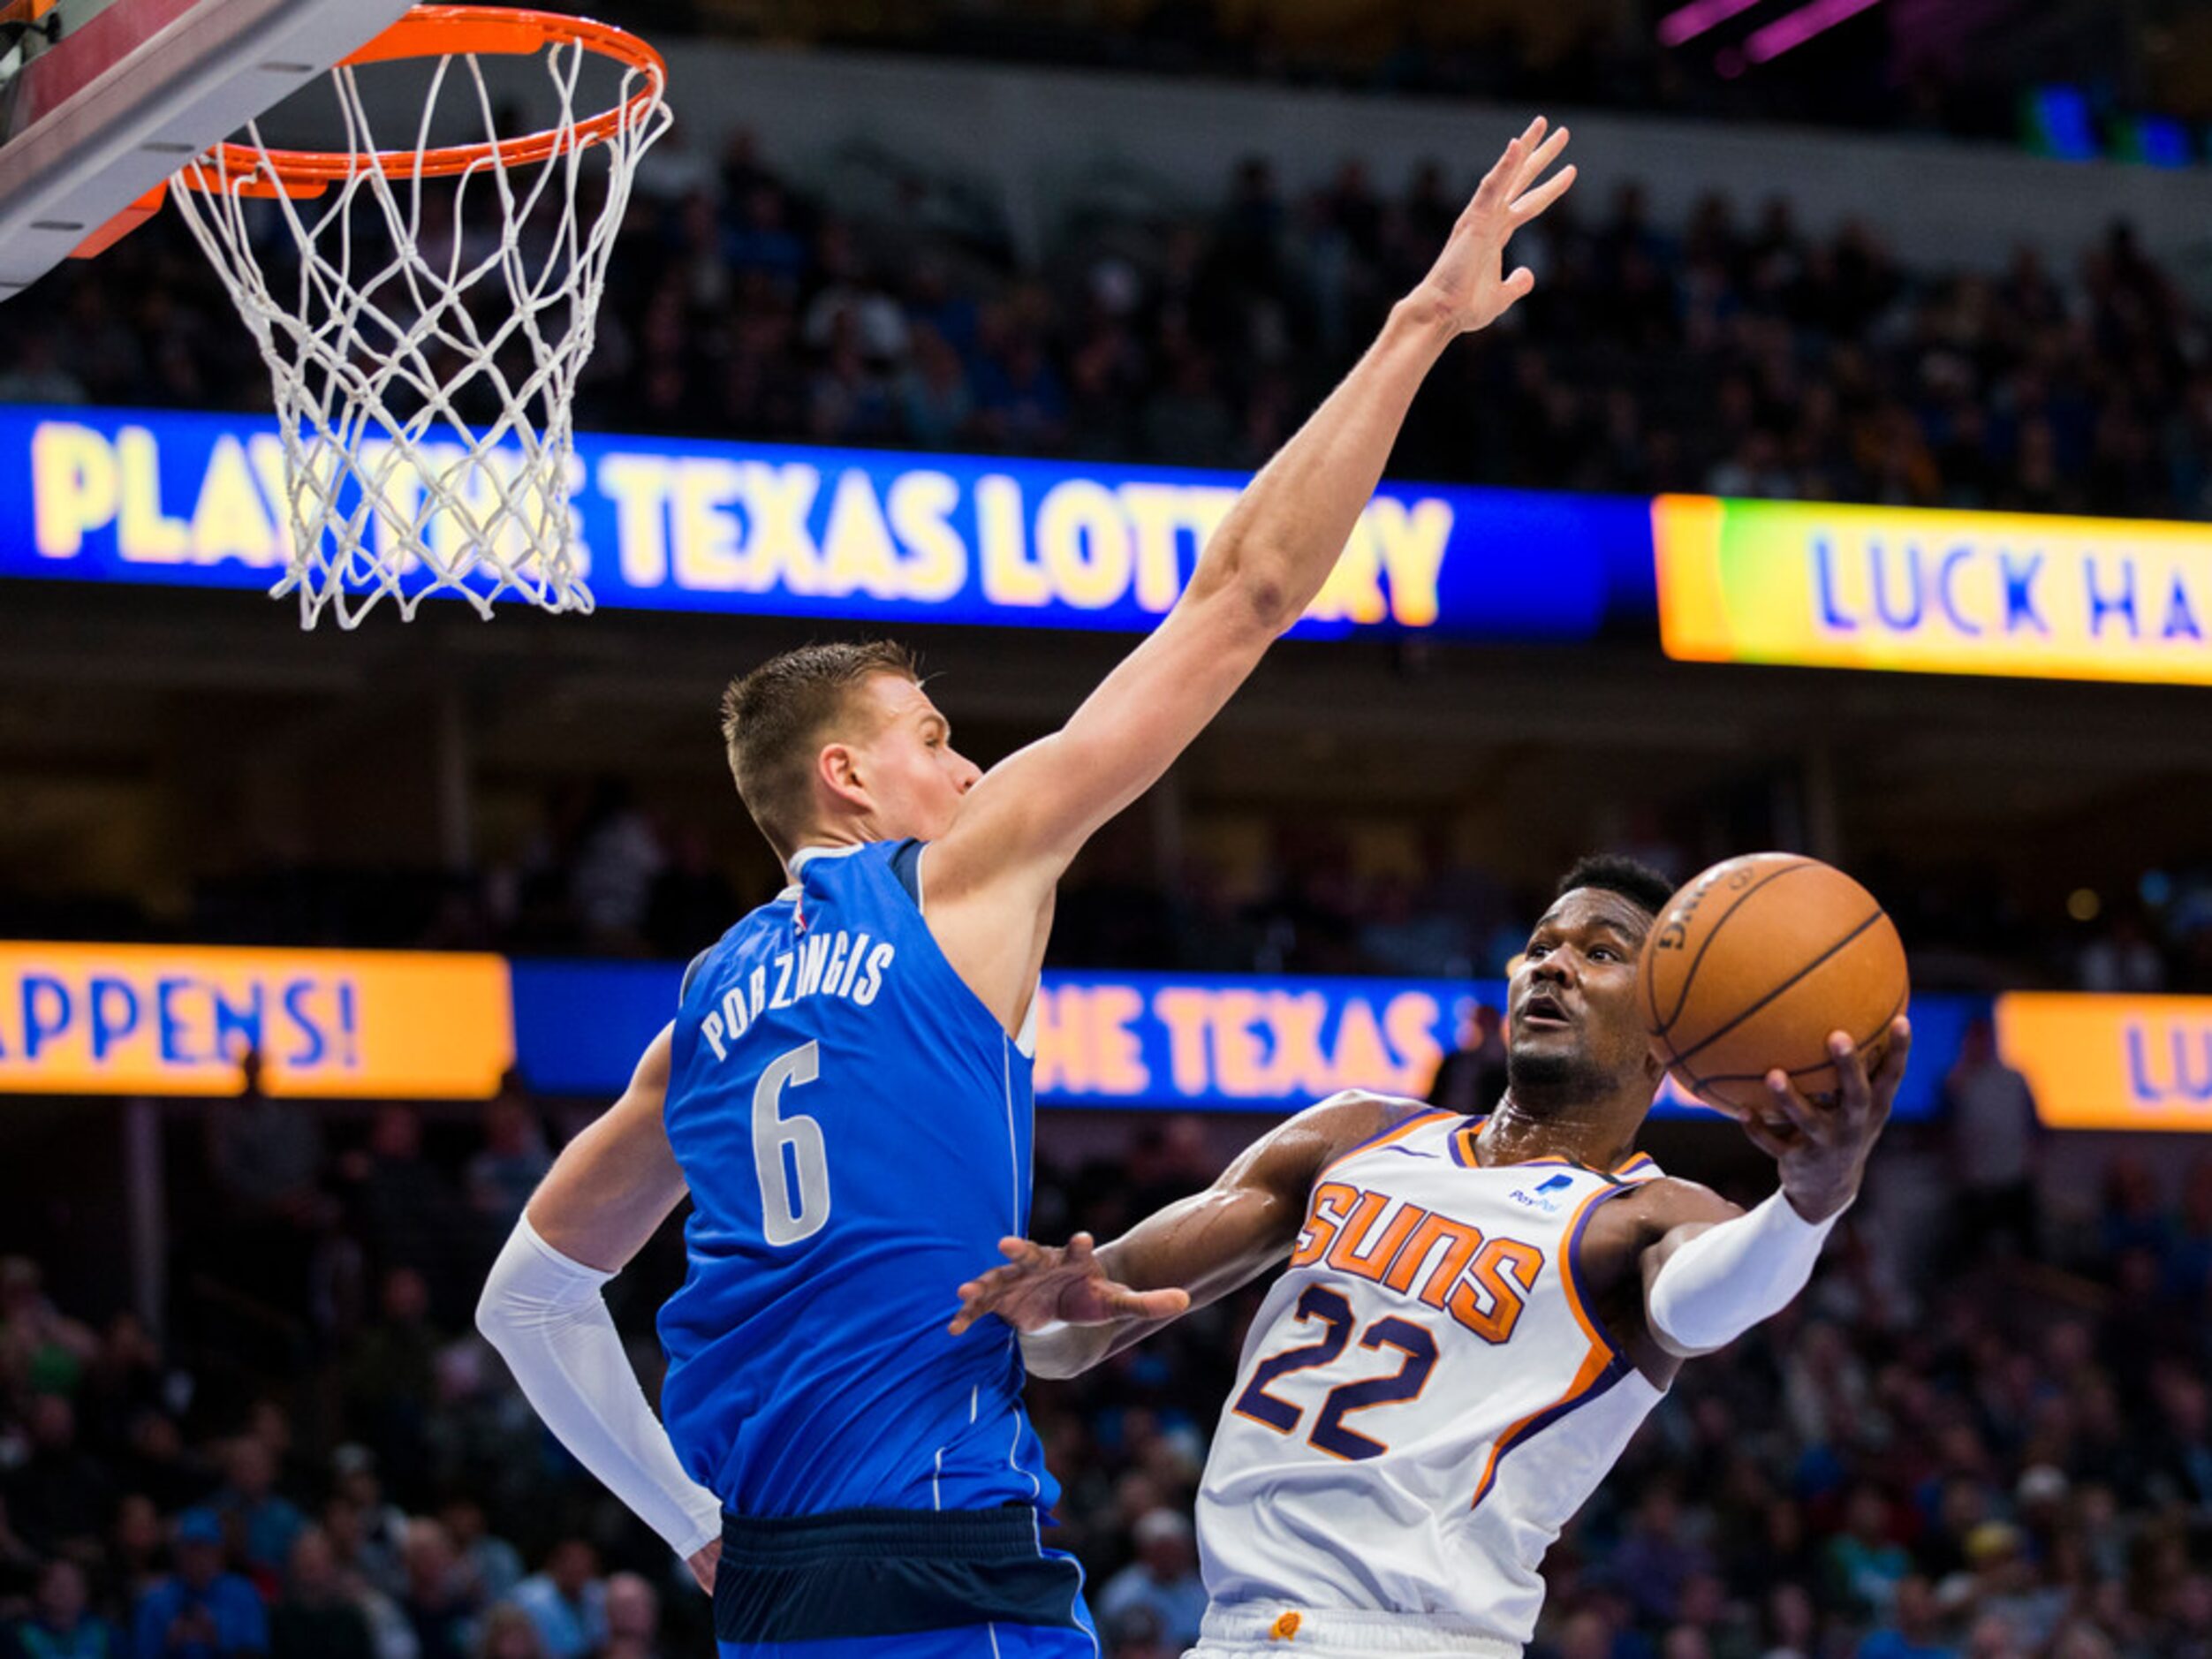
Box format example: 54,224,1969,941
178,5,664,198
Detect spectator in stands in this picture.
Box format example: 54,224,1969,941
396,1519,476,1659
1095,1509,1206,1649
436,1499,521,1608
117,1417,212,1518
6,1397,114,1557
1943,1019,2042,1260
1825,1486,1913,1624
566,778,664,953
598,1573,663,1659
506,1542,603,1659
268,1529,372,1659
1858,1576,1957,1659
9,1559,122,1659
463,1085,552,1234
2079,911,2166,993
208,1439,306,1579
0,1259,99,1397
342,1272,443,1507
468,1608,547,1659
1612,1486,1718,1628
341,1108,463,1317
132,1510,266,1659
105,1497,168,1614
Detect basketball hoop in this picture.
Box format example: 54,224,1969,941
164,6,670,627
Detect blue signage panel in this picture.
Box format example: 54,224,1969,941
0,405,1644,640
509,959,1957,1121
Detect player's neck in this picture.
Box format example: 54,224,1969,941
782,827,873,880
1479,1090,1642,1172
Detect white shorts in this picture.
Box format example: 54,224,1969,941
1184,1605,1521,1659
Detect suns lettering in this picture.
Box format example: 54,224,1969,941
1381,1212,1485,1302
695,931,900,1064
1291,1181,1360,1267
1446,1239,1545,1345
1324,1193,1424,1279
1296,1182,1546,1340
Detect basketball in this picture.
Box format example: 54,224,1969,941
1640,853,1909,1118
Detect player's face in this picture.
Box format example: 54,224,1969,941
1506,889,1661,1101
845,673,982,841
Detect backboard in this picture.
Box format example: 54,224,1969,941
0,0,412,297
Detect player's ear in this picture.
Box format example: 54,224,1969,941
1642,1035,1668,1088
818,742,869,813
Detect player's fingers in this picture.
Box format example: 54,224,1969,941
1828,1032,1874,1120
1498,268,1537,308
1765,1069,1828,1140
1473,131,1530,204
1110,1286,1192,1322
1871,1018,1913,1110
1511,125,1570,195
1510,162,1577,226
1064,1231,1096,1266
1739,1112,1792,1161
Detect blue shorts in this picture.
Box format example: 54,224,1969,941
714,1505,1098,1659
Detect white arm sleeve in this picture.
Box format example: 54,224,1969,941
475,1216,723,1559
1643,1189,1845,1358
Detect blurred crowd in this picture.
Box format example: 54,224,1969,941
4,1049,2212,1659
8,128,2212,527
19,766,2212,998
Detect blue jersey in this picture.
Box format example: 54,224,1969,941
658,841,1057,1520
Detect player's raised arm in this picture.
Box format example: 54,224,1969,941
926,121,1574,932
475,1026,725,1591
949,1092,1424,1376
1637,1021,1911,1359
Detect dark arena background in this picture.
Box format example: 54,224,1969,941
4,1,2212,1656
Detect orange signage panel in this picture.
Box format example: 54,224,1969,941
0,943,512,1098
1995,992,2212,1132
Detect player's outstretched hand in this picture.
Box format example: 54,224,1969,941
949,1231,1192,1337
1412,115,1576,336
1741,1017,1913,1223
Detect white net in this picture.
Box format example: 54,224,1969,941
168,14,670,628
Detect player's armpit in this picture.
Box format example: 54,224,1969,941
526,1022,689,1274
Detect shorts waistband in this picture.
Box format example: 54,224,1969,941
1200,1605,1520,1655
722,1504,1042,1567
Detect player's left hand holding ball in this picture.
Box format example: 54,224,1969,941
1744,1019,1913,1223
949,1232,1190,1337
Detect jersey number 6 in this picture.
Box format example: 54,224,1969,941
1232,1285,1438,1460
753,1042,831,1246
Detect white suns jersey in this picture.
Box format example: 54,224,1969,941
1195,1105,1669,1648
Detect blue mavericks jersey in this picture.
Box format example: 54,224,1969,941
658,840,1057,1520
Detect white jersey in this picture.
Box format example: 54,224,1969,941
1195,1105,1669,1648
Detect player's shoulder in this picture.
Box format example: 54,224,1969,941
1302,1090,1459,1161
1608,1172,1739,1230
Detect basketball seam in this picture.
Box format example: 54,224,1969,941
1665,907,1889,1073
1649,860,1814,1037
1680,982,1907,1094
